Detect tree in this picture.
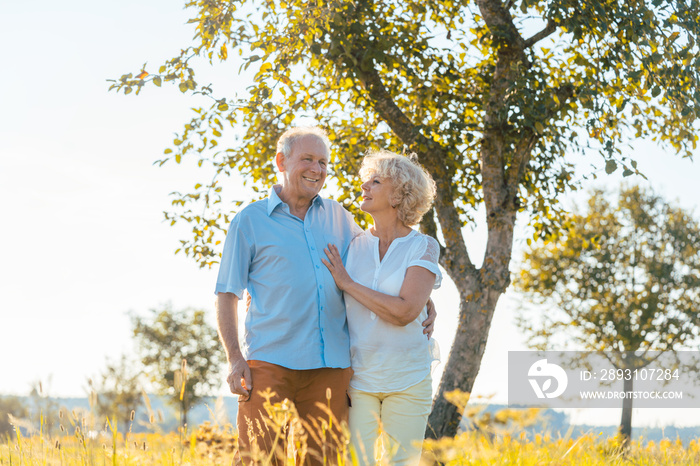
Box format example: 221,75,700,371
514,185,700,442
28,378,59,435
131,304,226,428
111,0,700,437
0,396,28,439
88,354,144,432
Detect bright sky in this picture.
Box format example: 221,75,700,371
1,0,699,429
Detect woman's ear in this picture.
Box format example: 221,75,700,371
391,190,401,209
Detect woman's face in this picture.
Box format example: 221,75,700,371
360,173,395,214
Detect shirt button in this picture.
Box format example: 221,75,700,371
316,265,320,269
319,285,323,289
311,246,315,250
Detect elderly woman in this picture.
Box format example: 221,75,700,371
322,150,441,466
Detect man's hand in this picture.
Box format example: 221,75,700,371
422,298,437,338
226,357,253,400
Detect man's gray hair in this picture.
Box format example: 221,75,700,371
276,126,331,158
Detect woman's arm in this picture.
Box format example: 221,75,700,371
322,244,436,326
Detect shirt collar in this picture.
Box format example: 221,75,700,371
267,186,284,216
267,185,325,216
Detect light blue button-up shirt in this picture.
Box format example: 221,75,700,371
215,186,362,369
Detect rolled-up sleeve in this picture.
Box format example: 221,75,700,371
215,216,253,298
407,235,442,289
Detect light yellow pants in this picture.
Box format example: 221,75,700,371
347,375,432,466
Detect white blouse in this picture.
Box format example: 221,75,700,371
344,229,442,393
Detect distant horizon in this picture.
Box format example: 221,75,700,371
6,392,699,430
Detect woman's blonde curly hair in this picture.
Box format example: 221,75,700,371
359,150,437,226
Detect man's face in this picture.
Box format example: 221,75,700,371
278,134,329,202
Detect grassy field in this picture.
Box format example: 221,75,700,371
2,397,699,465
3,425,700,465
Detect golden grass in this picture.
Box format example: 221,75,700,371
422,431,700,465
2,397,699,466
4,426,700,466
1,428,230,466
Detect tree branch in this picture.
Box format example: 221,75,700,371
350,50,476,285
505,84,575,194
506,130,538,193
476,0,529,218
475,0,527,56
524,20,558,48
420,209,447,259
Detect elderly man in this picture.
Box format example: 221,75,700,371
215,126,433,465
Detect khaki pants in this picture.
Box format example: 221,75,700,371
347,375,433,466
236,360,353,466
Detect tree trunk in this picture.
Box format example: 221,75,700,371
619,376,634,445
348,0,522,441
425,285,504,439
421,147,517,440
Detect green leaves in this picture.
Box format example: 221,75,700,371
516,185,700,355
131,305,226,424
605,159,617,174
108,0,700,274
178,79,196,93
